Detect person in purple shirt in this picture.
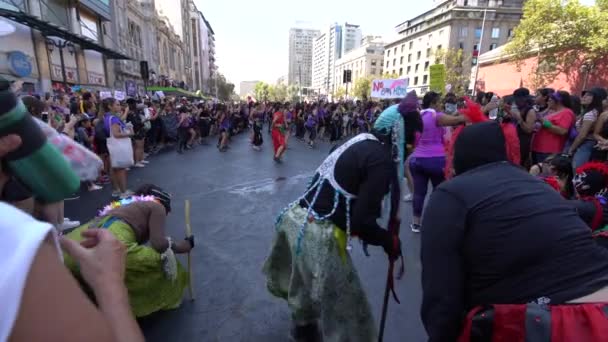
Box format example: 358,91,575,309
409,92,466,233
305,106,318,148
102,98,133,198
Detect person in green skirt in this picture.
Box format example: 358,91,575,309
64,184,194,317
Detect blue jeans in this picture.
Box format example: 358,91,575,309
572,139,595,169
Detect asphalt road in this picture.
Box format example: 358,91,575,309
65,132,427,342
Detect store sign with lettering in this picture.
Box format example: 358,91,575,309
371,78,409,99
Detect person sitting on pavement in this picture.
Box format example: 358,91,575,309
421,115,608,341
63,184,194,317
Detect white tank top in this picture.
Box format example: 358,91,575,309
0,203,60,341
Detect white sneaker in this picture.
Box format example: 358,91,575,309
410,223,421,233
134,162,146,168
403,193,413,202
88,184,103,191
141,160,150,164
60,219,80,231
120,190,134,199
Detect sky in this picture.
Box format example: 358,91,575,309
194,0,435,92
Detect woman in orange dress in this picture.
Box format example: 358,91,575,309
272,104,287,163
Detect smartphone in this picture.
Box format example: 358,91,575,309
41,112,49,122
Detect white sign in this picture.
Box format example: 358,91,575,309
114,90,126,101
371,78,409,99
99,91,112,99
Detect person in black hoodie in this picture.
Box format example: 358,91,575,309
421,119,608,341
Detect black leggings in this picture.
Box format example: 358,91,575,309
253,123,263,146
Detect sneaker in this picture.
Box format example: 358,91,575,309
134,162,146,168
403,193,413,202
141,160,150,164
88,184,103,191
60,219,80,231
410,223,421,233
111,190,121,198
120,190,134,199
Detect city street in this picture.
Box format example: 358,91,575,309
65,133,427,342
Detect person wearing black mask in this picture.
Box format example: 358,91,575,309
421,101,608,342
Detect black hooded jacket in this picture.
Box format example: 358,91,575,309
421,122,608,342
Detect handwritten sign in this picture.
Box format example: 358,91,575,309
429,64,446,93
100,91,112,99
371,78,409,99
114,90,126,101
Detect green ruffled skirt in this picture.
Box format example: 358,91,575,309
64,216,189,317
263,205,377,341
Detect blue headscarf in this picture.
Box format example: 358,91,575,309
373,104,405,180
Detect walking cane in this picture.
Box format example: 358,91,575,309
185,199,195,301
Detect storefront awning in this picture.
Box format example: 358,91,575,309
0,8,131,60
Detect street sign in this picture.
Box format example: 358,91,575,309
429,64,446,93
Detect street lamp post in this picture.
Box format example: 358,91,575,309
45,38,76,90
471,8,496,97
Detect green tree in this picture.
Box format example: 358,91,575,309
381,72,400,79
353,77,373,100
434,48,471,96
273,84,288,102
333,86,346,99
214,73,235,101
287,84,300,102
254,82,270,101
506,0,608,85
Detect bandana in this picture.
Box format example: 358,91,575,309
98,195,159,217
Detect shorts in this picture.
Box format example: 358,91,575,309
95,139,109,155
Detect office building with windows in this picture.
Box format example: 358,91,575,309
384,0,523,94
288,27,320,87
312,22,362,95
333,36,384,94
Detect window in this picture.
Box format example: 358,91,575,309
371,59,377,66
393,47,397,54
417,51,421,60
475,27,482,39
414,76,419,85
460,27,468,37
43,0,70,27
393,58,396,66
428,34,432,41
399,68,403,76
371,68,376,74
386,61,389,68
415,64,419,72
439,29,444,36
408,54,412,62
400,56,404,65
473,44,479,51
491,27,500,39
423,75,428,84
508,28,514,38
426,48,431,57
407,66,411,74
401,44,405,52
437,44,442,51
424,61,429,70
489,43,497,50
387,50,391,57
409,41,413,49
459,42,465,49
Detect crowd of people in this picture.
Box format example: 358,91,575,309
3,73,608,342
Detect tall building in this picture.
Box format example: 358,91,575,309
155,0,192,86
188,1,214,93
288,27,320,87
334,37,385,94
384,0,524,94
312,23,362,95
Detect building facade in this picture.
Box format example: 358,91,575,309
0,0,127,94
156,15,186,85
155,0,191,87
384,0,523,94
312,22,362,95
334,37,384,93
288,27,319,87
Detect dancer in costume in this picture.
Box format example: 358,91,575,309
421,99,608,342
251,103,264,151
272,103,287,163
64,184,194,317
263,104,409,342
569,162,608,249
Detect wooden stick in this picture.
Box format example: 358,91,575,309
185,199,195,301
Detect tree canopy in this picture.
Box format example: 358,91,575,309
434,48,471,96
506,0,608,84
253,82,292,102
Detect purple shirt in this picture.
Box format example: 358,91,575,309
305,113,317,128
104,113,126,135
412,109,446,158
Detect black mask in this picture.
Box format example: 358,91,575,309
453,121,508,175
